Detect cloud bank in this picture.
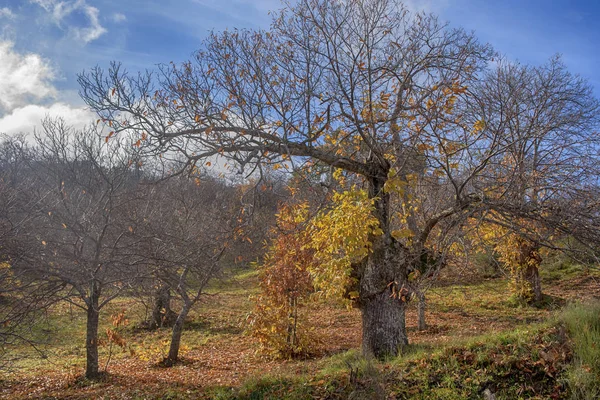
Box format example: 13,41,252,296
0,40,93,135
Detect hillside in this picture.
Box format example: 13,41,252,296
1,266,599,399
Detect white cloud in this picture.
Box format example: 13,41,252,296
0,41,57,115
0,7,15,19
30,0,107,43
0,103,94,135
112,12,126,23
0,40,95,135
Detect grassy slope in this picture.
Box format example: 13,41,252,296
1,266,599,399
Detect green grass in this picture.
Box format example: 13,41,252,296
560,301,600,399
203,320,573,399
4,266,258,376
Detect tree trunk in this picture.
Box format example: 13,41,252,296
359,171,409,359
525,263,542,303
85,288,100,379
515,241,543,303
148,284,177,329
286,297,298,349
164,304,190,366
361,288,408,358
417,290,427,331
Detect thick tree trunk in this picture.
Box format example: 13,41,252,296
361,289,408,358
164,304,190,366
359,171,409,359
148,284,177,329
417,290,427,331
515,241,543,303
85,289,100,379
525,263,542,303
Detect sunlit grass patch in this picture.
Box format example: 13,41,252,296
561,301,600,399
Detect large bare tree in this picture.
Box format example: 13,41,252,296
10,119,144,378
78,0,600,358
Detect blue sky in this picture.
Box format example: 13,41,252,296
1,0,599,134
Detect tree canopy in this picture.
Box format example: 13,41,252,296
78,0,600,358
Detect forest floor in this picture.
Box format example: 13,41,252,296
1,265,599,399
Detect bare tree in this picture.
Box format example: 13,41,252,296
0,136,68,366
9,119,144,379
467,57,600,302
130,175,235,366
78,0,599,358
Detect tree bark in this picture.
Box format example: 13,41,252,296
359,171,409,358
525,263,542,303
164,304,190,366
85,287,100,379
417,290,427,331
148,284,177,329
516,241,543,303
361,288,408,358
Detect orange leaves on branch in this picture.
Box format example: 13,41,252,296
247,202,317,358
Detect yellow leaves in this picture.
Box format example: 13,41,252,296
472,119,486,134
379,91,391,109
384,169,418,196
247,201,316,357
306,188,381,300
205,161,212,167
417,143,434,152
392,228,414,240
384,176,407,195
469,216,543,301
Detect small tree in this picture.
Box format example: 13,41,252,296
131,174,235,366
248,201,315,358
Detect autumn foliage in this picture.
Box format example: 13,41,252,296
307,186,382,302
472,220,544,303
247,202,316,358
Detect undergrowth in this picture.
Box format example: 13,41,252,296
560,301,600,400
209,321,574,399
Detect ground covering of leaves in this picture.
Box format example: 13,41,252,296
1,269,598,399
